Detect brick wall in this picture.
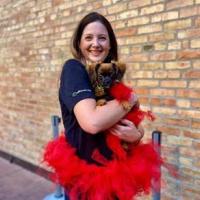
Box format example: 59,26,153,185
0,0,199,199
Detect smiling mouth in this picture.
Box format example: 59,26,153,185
89,50,102,56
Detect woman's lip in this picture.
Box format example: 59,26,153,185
89,50,102,56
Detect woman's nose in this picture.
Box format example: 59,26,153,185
92,38,100,47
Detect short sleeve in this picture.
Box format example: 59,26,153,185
59,59,95,112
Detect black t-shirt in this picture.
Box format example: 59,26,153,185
59,59,112,163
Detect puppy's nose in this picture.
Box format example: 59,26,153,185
103,77,112,88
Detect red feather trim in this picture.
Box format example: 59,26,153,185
43,135,163,200
110,82,156,127
110,82,132,103
107,82,157,160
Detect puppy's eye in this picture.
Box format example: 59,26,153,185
110,70,115,77
98,74,103,81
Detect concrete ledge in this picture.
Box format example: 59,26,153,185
0,150,51,180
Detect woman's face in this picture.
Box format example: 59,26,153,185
80,21,110,64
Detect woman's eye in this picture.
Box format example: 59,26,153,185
99,36,106,41
85,36,92,41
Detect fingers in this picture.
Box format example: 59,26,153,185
109,128,122,137
110,121,145,143
137,124,144,138
129,92,138,106
119,119,135,127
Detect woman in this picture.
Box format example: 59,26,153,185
44,12,161,200
61,12,143,160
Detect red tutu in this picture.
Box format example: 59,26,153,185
43,82,165,200
43,135,162,200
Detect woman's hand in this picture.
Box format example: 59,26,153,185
109,119,144,143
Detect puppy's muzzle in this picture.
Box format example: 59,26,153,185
102,76,112,88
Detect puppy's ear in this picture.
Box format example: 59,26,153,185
117,62,126,76
86,63,94,72
112,61,126,81
86,63,97,85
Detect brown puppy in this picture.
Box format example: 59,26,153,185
87,61,126,106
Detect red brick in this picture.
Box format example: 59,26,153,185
136,88,149,95
166,0,193,10
193,140,200,149
116,27,137,37
156,126,181,136
177,50,200,60
165,118,190,127
161,80,187,88
195,17,200,26
150,52,176,61
150,97,161,106
52,0,64,6
180,6,200,18
162,99,176,107
192,120,200,129
184,70,200,78
139,97,149,104
192,101,200,109
177,89,200,98
150,88,175,96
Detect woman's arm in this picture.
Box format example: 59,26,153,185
74,98,133,134
60,59,136,134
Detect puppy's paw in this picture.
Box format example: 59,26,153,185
97,99,107,106
122,101,132,112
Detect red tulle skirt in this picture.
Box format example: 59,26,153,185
43,135,163,200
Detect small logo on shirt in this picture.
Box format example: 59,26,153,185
72,89,92,97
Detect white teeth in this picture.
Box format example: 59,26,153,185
90,51,101,55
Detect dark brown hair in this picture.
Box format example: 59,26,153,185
71,12,118,62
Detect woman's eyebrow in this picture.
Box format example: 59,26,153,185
99,34,108,36
83,33,108,36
